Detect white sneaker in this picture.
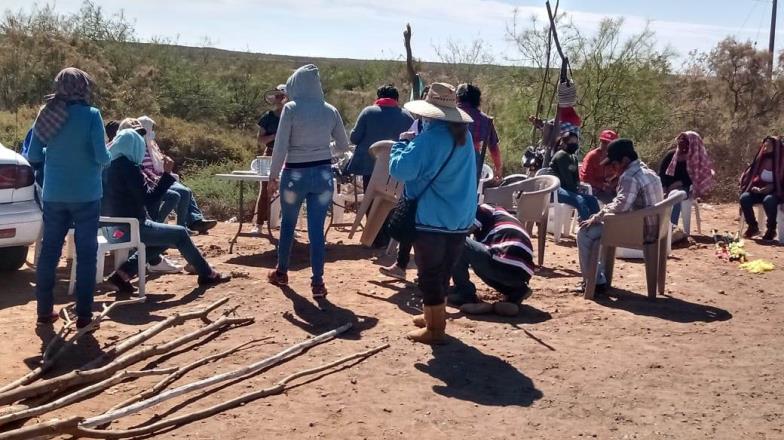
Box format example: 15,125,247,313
148,257,182,274
250,225,261,235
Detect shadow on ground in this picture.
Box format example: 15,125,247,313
416,338,543,407
596,289,733,323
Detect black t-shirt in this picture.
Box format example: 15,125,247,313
658,150,692,190
257,110,281,149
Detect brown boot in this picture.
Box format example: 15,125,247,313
407,303,448,345
412,314,426,328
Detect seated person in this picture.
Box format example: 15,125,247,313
740,136,784,241
659,131,715,228
448,203,534,307
577,139,664,294
580,129,619,203
102,128,230,292
550,131,600,221
121,116,217,234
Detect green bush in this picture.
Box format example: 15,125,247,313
180,161,258,221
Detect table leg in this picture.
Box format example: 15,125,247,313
229,181,245,253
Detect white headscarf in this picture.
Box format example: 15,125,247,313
138,115,165,174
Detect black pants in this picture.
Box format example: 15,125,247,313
740,192,780,229
414,232,466,306
396,239,413,268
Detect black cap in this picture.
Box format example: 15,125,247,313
600,138,636,166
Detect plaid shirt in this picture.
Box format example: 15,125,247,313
597,160,664,242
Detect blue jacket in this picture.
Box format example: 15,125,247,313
389,120,477,233
348,104,413,176
28,103,110,203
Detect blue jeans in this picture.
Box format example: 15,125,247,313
577,223,607,286
106,220,212,278
556,188,600,221
148,182,204,227
277,164,334,285
740,192,780,229
36,200,100,320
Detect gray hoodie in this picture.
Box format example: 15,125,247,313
270,64,350,177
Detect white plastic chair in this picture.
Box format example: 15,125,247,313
477,164,494,204
68,217,146,298
548,183,593,242
680,196,702,236
513,175,560,266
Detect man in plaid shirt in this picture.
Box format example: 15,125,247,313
576,138,664,294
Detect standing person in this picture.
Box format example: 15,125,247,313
659,131,715,228
456,83,502,182
379,86,430,281
739,136,784,240
27,67,111,328
390,82,477,345
267,64,350,298
251,84,286,235
580,129,619,203
448,204,535,307
576,139,664,294
135,116,218,235
550,131,601,221
102,129,231,291
348,84,414,191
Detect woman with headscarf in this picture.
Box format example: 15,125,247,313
27,67,111,328
102,128,230,292
134,116,217,235
659,131,715,228
389,82,477,345
266,64,350,298
739,136,784,241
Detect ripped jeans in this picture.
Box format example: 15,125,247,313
276,164,334,285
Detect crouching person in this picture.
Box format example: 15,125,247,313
102,128,230,293
448,204,534,307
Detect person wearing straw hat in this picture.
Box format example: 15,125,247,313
390,82,477,345
252,84,287,234
26,67,111,329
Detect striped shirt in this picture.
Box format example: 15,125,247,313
473,204,535,278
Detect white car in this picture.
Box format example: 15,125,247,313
0,142,42,271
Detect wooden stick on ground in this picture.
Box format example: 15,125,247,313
0,313,251,406
0,298,144,394
105,338,269,413
0,368,177,427
0,416,83,440
77,343,389,439
81,323,353,428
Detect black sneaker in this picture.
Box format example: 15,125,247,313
762,228,776,241
107,272,136,294
198,272,231,286
190,219,218,234
743,224,760,239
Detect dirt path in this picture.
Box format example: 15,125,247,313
0,203,782,439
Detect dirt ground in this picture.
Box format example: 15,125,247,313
0,203,783,439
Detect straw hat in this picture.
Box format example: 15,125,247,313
264,84,287,104
404,83,473,124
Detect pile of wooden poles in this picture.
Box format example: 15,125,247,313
0,298,387,439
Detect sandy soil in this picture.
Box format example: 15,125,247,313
0,203,782,439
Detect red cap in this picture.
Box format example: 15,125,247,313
599,130,618,142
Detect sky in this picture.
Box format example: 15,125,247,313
1,0,782,65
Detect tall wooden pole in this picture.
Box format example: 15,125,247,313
770,0,777,77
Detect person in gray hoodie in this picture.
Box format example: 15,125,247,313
267,64,350,298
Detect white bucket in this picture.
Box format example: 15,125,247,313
251,156,272,176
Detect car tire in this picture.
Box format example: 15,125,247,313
0,246,28,272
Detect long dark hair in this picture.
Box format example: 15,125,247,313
448,122,468,147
